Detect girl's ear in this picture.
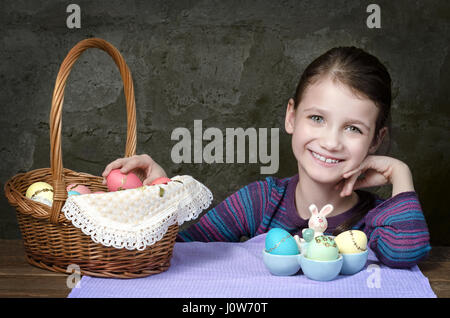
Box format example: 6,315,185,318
369,126,388,154
285,98,297,134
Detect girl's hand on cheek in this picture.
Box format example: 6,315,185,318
337,155,415,198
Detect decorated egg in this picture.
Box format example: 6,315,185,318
334,230,367,254
306,235,339,261
106,169,143,192
25,182,54,207
67,190,81,196
66,184,91,194
265,228,299,255
302,228,315,242
93,191,106,194
150,177,171,185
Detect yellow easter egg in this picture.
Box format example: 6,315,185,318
335,230,367,254
25,182,54,207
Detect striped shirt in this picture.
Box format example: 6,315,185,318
177,174,431,268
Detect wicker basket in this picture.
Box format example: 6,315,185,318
4,38,178,278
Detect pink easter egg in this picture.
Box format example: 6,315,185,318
93,191,106,194
66,183,91,194
150,177,172,185
106,169,143,192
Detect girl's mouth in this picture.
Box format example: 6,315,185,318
309,150,344,167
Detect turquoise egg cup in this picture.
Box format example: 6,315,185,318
298,254,343,281
262,250,301,276
340,250,369,275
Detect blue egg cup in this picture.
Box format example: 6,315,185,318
340,250,369,275
262,250,301,276
298,254,343,281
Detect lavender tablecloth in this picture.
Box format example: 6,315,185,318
68,233,436,298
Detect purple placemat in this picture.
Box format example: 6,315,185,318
68,234,436,298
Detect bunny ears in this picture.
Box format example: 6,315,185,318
308,204,334,217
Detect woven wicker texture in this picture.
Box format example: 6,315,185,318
4,38,178,278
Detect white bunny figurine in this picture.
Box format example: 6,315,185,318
308,203,334,237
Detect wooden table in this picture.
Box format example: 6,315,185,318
0,239,449,298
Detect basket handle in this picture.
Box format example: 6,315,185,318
49,38,137,223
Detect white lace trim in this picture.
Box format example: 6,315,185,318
62,175,213,251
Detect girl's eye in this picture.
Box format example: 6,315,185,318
309,115,324,123
346,125,362,134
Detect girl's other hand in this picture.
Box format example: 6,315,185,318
337,155,415,198
101,154,168,186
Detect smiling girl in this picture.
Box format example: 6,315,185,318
102,47,431,268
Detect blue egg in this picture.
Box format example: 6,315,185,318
265,228,299,255
68,190,81,196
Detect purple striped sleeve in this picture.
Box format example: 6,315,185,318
363,191,431,268
176,179,271,242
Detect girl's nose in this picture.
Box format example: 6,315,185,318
319,129,342,151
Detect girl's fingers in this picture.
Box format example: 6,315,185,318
120,161,136,174
121,156,153,173
353,171,389,190
342,168,360,179
102,159,125,177
137,166,154,185
142,178,153,186
342,156,379,179
102,158,126,184
343,160,367,178
339,156,394,194
340,170,361,197
340,159,373,195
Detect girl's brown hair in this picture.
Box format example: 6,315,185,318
292,46,392,235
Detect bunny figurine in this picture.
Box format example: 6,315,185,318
308,203,334,237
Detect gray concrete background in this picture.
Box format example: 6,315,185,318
0,0,449,244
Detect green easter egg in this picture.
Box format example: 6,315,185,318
302,228,315,242
306,235,339,261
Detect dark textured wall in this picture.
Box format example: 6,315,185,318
1,1,449,244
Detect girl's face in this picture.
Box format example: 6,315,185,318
285,76,383,185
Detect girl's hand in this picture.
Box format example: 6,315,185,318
101,154,168,186
337,155,415,198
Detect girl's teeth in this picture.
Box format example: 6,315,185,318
312,151,340,163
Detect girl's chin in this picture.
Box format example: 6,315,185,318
309,175,342,185
300,168,344,185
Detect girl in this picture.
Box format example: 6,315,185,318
102,47,431,268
